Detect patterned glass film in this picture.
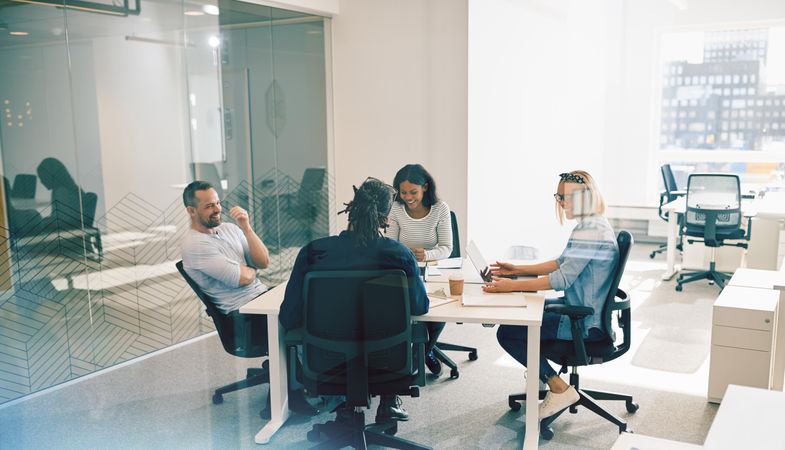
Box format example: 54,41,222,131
0,0,332,406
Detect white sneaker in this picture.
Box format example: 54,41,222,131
538,386,579,419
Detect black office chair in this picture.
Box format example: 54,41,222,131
508,231,638,440
650,164,686,259
175,261,271,413
431,211,478,379
286,167,328,245
675,174,751,292
11,174,37,199
286,270,431,450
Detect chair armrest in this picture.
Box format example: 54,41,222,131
672,190,686,197
284,328,304,347
411,322,428,344
611,288,631,311
545,304,594,319
545,304,592,365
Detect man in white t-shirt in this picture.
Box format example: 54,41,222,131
181,181,270,313
180,180,317,416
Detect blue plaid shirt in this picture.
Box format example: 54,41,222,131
548,216,619,340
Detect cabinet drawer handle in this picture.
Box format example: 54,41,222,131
765,318,771,324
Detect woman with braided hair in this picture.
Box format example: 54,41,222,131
280,177,430,424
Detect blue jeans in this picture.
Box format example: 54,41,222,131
496,298,604,384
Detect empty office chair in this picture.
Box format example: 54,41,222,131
286,270,430,450
287,167,328,245
431,211,478,379
11,174,37,199
508,231,638,440
675,174,751,292
176,261,270,412
650,164,686,259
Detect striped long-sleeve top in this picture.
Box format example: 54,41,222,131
385,200,453,261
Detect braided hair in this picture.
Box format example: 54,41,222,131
340,178,396,247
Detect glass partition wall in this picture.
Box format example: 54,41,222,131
0,0,332,405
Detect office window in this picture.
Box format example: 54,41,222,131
658,26,785,186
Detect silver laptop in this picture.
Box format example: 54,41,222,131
465,240,493,283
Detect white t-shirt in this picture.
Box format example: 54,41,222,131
385,200,453,261
181,223,267,313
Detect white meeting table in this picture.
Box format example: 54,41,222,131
417,281,545,450
240,283,290,445
240,279,546,449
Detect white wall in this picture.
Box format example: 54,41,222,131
604,0,785,207
469,0,622,257
331,0,469,245
92,33,190,227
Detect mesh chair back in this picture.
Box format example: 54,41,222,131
685,174,741,232
601,231,632,344
301,270,414,385
176,261,268,357
448,211,460,258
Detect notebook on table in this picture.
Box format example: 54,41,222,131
461,292,528,307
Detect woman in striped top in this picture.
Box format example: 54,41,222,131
387,165,453,261
387,164,450,376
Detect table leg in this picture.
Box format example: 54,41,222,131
254,314,290,444
523,324,540,450
662,211,680,280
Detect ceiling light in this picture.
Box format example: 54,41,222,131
184,10,204,16
208,35,221,48
202,4,219,16
9,31,29,36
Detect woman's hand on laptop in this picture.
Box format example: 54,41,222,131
482,276,516,293
490,261,518,276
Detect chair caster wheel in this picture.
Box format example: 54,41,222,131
508,399,521,411
307,429,320,442
450,368,460,379
540,425,554,440
675,285,683,292
620,424,632,434
383,423,398,435
469,351,478,361
626,401,639,413
649,252,656,259
212,393,223,404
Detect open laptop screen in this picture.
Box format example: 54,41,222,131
466,240,492,282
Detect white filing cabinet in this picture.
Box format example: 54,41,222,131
708,286,779,403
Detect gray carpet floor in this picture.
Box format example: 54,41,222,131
0,244,723,449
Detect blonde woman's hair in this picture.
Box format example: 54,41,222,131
555,170,606,225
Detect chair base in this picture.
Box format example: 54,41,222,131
212,360,270,404
508,387,637,440
308,409,432,450
675,261,730,292
432,342,478,379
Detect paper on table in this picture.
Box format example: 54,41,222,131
426,266,442,277
437,257,462,269
426,287,458,307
